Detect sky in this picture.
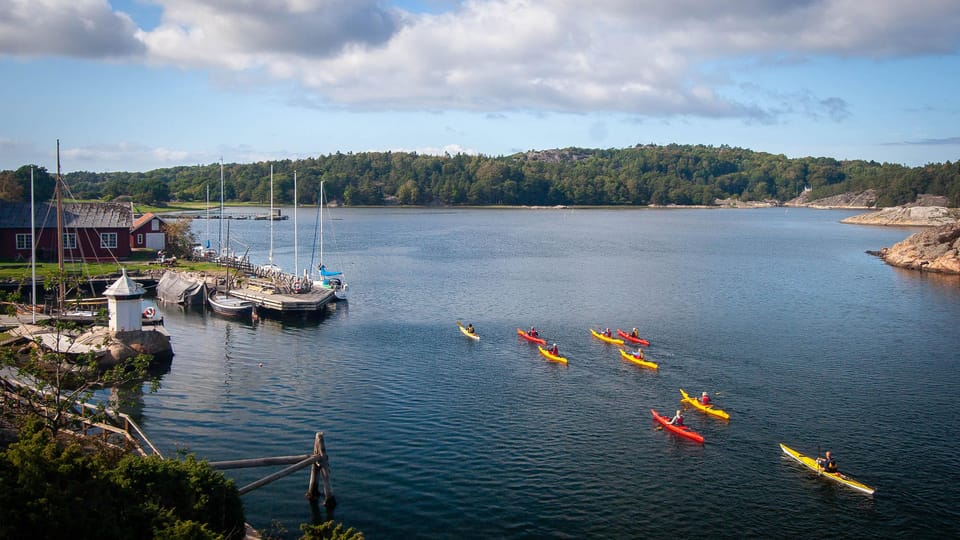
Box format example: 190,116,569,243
1,0,959,173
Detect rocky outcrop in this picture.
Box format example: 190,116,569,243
785,190,877,208
874,223,960,274
714,198,779,208
842,206,960,226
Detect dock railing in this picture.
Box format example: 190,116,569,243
0,374,161,457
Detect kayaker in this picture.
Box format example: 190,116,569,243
700,392,711,405
549,343,559,356
668,410,684,426
816,451,838,473
529,327,539,337
632,349,645,360
603,328,612,337
466,323,475,334
630,327,639,338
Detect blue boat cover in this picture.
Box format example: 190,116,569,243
319,264,342,277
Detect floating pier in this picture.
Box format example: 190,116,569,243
226,285,335,314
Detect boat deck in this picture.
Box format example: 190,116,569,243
227,287,335,313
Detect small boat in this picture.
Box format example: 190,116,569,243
618,348,658,370
617,329,650,346
651,408,704,443
517,328,547,345
208,293,254,318
590,329,624,345
538,346,568,364
457,321,480,340
779,443,875,495
680,389,729,420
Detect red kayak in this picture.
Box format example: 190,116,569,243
517,328,547,345
651,409,704,443
617,329,650,346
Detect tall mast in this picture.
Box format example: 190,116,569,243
269,164,274,267
219,159,224,256
320,181,324,268
56,139,65,313
205,183,210,249
30,166,36,323
293,170,298,275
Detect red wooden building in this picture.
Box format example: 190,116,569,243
130,212,168,251
0,202,132,262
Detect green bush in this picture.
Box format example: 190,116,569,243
0,423,245,540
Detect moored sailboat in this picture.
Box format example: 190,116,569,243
310,181,348,301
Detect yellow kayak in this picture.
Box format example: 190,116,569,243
457,322,479,340
538,346,568,364
779,443,875,495
618,348,658,370
590,329,624,346
680,389,729,420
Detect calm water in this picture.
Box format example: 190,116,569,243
136,208,960,539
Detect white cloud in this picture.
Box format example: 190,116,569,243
5,0,960,119
388,143,480,156
59,141,199,171
140,0,401,69
0,0,144,57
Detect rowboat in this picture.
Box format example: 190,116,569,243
680,389,729,420
651,408,704,443
779,443,875,495
208,293,254,318
590,329,624,346
517,328,547,345
457,321,480,340
538,346,568,364
617,329,650,346
618,348,658,370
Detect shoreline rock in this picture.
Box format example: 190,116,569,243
841,206,959,227
873,223,960,275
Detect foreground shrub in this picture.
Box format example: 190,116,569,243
0,423,245,539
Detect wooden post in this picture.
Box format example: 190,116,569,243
306,432,336,509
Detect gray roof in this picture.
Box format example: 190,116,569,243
0,202,132,229
104,268,146,297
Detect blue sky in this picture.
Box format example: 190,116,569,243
2,0,959,173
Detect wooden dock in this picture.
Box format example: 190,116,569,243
226,286,335,314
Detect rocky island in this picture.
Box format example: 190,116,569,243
870,223,960,274
829,194,960,275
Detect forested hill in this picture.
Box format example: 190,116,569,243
3,144,959,207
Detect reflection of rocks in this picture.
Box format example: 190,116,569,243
873,223,960,274
842,205,959,226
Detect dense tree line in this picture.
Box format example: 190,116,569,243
3,145,959,207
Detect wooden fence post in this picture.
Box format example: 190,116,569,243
306,432,336,509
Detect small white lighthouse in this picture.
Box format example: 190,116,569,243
102,268,147,332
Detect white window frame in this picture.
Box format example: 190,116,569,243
137,233,144,245
16,234,31,250
100,233,118,249
63,233,77,249
100,232,118,249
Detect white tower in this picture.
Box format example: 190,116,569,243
102,268,147,332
